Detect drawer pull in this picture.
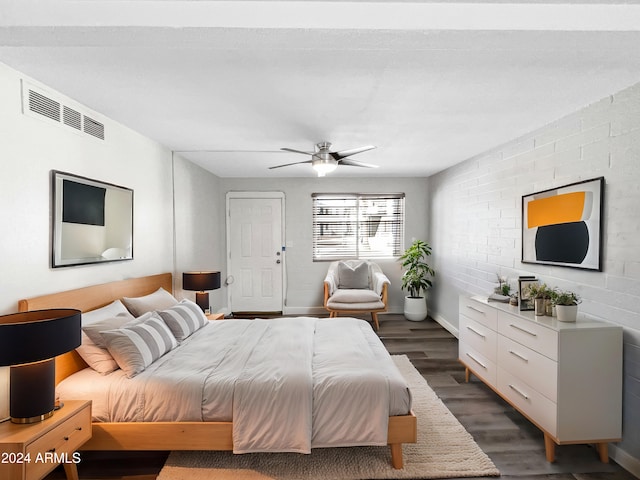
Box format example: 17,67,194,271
466,326,486,339
508,384,529,400
465,353,487,370
466,305,486,315
509,350,529,362
64,426,83,441
509,323,537,337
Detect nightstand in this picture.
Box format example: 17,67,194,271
0,400,91,480
206,313,225,320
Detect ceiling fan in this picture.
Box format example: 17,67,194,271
270,142,377,176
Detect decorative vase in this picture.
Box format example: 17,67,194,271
545,299,553,316
404,296,428,321
556,304,578,322
534,298,545,316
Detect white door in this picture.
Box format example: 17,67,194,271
227,194,284,312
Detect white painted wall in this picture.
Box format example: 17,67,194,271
428,81,640,473
221,177,431,314
0,63,218,419
172,155,226,312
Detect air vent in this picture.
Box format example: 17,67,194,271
83,116,105,140
21,80,105,141
29,90,61,122
63,106,82,130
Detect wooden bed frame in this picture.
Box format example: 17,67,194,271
18,273,417,469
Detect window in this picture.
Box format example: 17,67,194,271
312,193,405,261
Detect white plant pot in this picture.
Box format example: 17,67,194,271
404,296,428,321
556,304,578,323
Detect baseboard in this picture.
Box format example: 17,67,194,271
432,312,459,338
610,444,640,478
283,306,404,316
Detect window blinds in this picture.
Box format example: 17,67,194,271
312,193,405,261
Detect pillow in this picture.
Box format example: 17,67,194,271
77,312,152,375
76,332,120,375
76,300,135,374
102,314,178,378
82,299,132,324
338,261,369,289
122,287,178,317
83,312,153,348
157,299,208,341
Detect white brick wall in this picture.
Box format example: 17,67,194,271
428,80,640,472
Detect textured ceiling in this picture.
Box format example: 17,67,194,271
2,1,640,177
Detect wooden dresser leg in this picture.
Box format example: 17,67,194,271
465,367,470,383
595,442,609,463
544,434,556,462
390,443,403,469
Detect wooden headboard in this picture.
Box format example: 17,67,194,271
18,272,173,384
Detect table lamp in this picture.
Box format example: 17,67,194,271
183,271,221,312
0,309,81,423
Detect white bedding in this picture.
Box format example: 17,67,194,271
57,317,412,453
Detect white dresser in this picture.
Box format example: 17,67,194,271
458,295,622,462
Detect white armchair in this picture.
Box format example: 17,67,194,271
323,260,390,331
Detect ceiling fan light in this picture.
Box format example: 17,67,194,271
312,159,338,177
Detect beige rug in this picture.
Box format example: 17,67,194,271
157,355,500,480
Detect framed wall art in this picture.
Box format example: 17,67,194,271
521,177,604,271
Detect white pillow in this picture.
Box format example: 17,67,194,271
76,332,120,375
102,314,178,378
156,299,208,341
122,288,178,317
83,299,132,324
76,300,135,374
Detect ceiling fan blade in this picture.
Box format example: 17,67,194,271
339,159,379,168
281,147,315,156
269,160,313,169
331,145,377,159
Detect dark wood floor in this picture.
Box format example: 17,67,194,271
46,314,637,480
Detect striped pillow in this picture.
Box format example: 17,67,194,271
157,299,208,341
102,314,178,378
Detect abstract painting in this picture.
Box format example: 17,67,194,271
522,177,604,271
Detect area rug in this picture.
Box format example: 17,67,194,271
157,355,500,480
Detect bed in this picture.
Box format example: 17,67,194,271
18,273,417,468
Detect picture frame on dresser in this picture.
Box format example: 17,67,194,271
521,177,604,271
518,277,538,311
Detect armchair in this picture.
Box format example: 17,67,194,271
323,260,390,331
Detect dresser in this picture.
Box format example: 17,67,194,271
458,295,622,462
0,400,91,480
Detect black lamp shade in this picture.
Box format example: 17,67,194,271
0,309,81,423
183,271,221,292
0,309,81,366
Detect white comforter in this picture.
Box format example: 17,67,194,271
57,317,412,454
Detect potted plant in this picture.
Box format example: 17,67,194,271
524,283,553,316
553,290,581,322
399,239,435,321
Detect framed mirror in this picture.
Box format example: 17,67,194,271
51,170,133,268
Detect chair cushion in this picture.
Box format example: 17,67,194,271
329,288,381,304
337,261,369,289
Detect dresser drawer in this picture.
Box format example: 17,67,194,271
25,404,91,480
498,367,557,436
498,334,558,402
460,315,497,362
498,311,558,360
459,297,498,330
459,341,497,387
